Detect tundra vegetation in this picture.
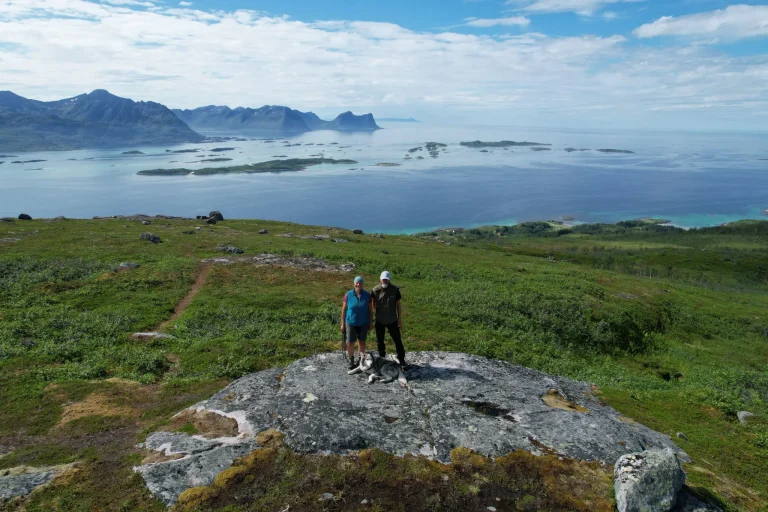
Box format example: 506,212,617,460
0,217,766,511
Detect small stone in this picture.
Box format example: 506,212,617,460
320,492,334,501
141,220,151,225
487,507,497,511
352,229,363,234
737,411,754,424
117,262,140,271
361,499,369,505
217,245,244,255
677,432,688,440
139,232,162,244
131,332,175,340
18,213,32,220
259,229,268,234
21,338,35,349
195,227,201,231
182,230,196,235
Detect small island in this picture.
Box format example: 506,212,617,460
166,149,200,154
199,158,233,162
461,140,550,148
596,149,635,154
122,150,145,155
11,159,46,164
210,147,236,152
137,157,358,176
531,147,552,151
0,154,18,158
375,162,401,167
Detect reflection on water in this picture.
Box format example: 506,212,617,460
1,124,766,232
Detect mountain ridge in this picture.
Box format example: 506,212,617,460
173,104,381,134
0,89,204,152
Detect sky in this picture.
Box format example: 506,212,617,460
0,0,767,131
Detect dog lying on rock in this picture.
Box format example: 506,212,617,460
348,352,408,387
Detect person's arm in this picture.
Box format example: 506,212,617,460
396,300,402,328
341,296,347,332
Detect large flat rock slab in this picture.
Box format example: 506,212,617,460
136,352,687,505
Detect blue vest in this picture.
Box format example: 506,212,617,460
345,290,370,326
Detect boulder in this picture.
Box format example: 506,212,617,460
0,466,68,502
737,411,754,424
117,262,140,271
139,233,162,244
217,245,244,255
17,214,32,220
258,229,268,234
352,229,363,234
208,210,224,221
136,352,687,505
141,220,151,225
614,448,686,512
206,217,217,225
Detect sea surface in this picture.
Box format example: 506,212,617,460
1,124,766,233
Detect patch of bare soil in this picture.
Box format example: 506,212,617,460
156,263,212,331
542,389,589,413
161,410,239,438
201,253,354,272
139,449,185,465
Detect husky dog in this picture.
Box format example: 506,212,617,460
348,352,408,386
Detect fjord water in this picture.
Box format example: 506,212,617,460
1,123,766,233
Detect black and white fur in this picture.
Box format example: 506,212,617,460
348,352,408,387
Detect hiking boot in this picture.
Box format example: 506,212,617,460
348,359,358,370
400,361,410,370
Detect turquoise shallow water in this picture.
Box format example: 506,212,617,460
1,124,766,232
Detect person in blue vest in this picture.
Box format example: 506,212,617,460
340,275,373,370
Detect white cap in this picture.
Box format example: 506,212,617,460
380,271,391,281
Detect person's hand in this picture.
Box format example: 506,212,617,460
397,318,402,329
340,323,345,333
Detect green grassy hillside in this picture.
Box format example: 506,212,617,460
0,217,766,511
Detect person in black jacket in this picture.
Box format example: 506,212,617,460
370,271,407,368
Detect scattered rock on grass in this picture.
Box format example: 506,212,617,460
737,411,754,424
217,245,244,255
141,220,151,225
0,238,21,243
131,332,175,341
352,229,364,234
206,217,218,225
140,232,162,244
614,448,685,512
17,214,32,220
258,229,268,234
117,262,140,271
0,465,70,502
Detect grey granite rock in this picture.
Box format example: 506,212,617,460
140,232,161,244
737,411,754,424
615,448,686,512
0,468,59,501
136,352,687,505
117,262,140,271
217,245,244,255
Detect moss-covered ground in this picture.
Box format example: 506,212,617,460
0,216,766,511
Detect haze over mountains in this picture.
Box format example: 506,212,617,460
173,105,380,134
0,90,381,152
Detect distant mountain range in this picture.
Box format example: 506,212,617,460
0,90,383,152
0,89,204,152
172,105,380,134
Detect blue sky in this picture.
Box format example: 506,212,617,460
1,0,767,130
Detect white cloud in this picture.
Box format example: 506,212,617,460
178,1,192,6
0,0,766,129
507,0,642,16
463,16,531,28
634,5,768,40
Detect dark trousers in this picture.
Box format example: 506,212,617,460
375,321,405,363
